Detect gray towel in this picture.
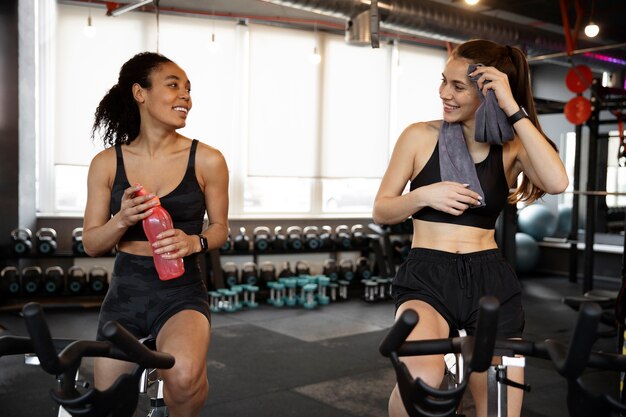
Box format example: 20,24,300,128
438,121,486,207
468,63,515,145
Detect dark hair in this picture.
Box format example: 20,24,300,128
452,39,557,204
91,52,174,147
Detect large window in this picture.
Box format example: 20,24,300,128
41,3,448,218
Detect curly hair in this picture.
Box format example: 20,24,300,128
451,39,558,204
91,52,174,147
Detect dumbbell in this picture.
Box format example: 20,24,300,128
220,229,232,253
286,226,303,250
335,225,352,250
253,227,272,251
11,228,33,255
303,226,321,250
89,266,109,294
1,266,21,295
355,256,373,280
72,227,86,256
322,259,339,281
66,265,87,294
351,224,368,248
22,266,44,295
338,258,355,282
44,266,65,295
222,262,240,287
272,226,287,250
319,225,334,250
35,227,58,255
295,260,311,276
233,227,250,252
259,261,276,287
241,262,259,286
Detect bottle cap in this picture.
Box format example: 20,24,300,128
134,186,161,206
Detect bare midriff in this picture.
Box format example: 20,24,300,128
411,219,497,254
117,241,154,257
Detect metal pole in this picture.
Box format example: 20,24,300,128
568,123,582,283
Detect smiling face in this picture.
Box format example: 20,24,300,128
135,61,192,130
438,57,480,124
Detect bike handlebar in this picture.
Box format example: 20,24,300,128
381,300,626,374
21,302,174,376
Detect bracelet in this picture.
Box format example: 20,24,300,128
507,105,529,125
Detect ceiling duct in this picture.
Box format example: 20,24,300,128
260,0,625,72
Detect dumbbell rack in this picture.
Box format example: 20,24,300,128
213,228,385,295
1,251,114,311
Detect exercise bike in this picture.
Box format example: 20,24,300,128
0,302,175,417
380,296,626,417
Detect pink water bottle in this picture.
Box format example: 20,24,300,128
135,187,184,280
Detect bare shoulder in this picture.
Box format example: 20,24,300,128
401,120,440,138
396,120,441,151
195,140,228,171
88,147,116,179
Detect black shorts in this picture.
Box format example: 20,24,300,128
393,248,524,338
96,252,211,341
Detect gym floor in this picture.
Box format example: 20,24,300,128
0,274,620,417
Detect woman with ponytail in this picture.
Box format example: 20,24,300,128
83,52,229,417
374,39,568,417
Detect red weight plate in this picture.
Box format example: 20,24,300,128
565,65,593,93
564,96,592,125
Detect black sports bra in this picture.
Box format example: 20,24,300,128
409,141,510,230
110,140,206,241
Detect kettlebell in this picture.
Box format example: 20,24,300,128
89,266,109,294
22,266,44,294
322,259,339,281
11,228,33,255
272,226,287,250
278,261,293,278
354,256,373,280
351,224,368,248
335,225,352,250
222,262,240,287
72,227,86,256
303,226,321,250
253,226,272,252
67,265,87,294
0,266,21,295
44,266,65,295
220,228,232,253
241,262,259,285
319,225,334,250
35,227,58,255
259,261,276,285
233,227,250,252
295,260,311,276
338,258,355,282
286,226,303,250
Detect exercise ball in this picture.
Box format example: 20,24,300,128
556,205,572,236
517,204,558,241
515,233,540,274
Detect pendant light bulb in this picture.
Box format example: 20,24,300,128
83,14,97,37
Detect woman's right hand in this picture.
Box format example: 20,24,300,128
419,181,483,216
117,184,158,228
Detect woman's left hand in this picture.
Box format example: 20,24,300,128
469,66,519,116
152,229,195,259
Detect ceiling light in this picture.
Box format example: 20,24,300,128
309,46,321,65
465,0,480,5
83,15,97,37
584,22,599,37
208,33,220,53
107,0,153,17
